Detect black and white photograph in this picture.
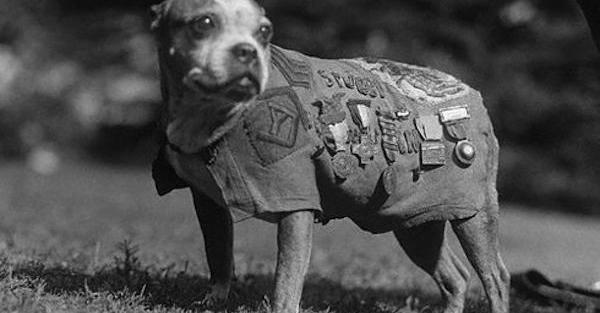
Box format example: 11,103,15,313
0,0,599,312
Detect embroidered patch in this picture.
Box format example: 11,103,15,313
245,87,310,165
348,58,469,104
317,69,386,98
271,46,312,89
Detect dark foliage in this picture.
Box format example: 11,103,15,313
0,0,598,213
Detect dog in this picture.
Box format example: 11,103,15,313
149,0,510,312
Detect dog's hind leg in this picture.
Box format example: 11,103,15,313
394,221,470,313
450,206,509,313
192,190,234,305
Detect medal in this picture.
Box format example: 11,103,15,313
332,152,359,179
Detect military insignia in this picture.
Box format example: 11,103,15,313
317,67,386,99
313,93,351,152
415,115,444,141
329,122,350,152
403,129,421,154
313,93,346,125
271,46,311,89
256,102,299,148
244,87,310,165
440,105,470,141
332,152,359,179
351,135,378,165
377,111,400,164
396,110,411,120
446,123,468,141
349,58,469,104
346,99,372,131
421,141,446,166
455,140,476,166
439,105,470,123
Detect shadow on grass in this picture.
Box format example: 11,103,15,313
6,243,444,313
7,242,582,313
12,264,441,313
10,260,585,313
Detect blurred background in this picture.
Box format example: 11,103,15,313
1,0,598,214
0,1,599,310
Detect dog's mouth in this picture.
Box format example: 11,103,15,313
221,74,260,102
186,73,260,102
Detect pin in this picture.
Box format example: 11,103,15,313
445,122,468,141
396,110,410,120
329,122,350,152
347,99,372,131
455,140,476,166
378,112,400,164
421,141,446,166
351,141,377,165
439,105,470,123
332,152,359,179
415,115,444,141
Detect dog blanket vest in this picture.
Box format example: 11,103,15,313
153,45,498,233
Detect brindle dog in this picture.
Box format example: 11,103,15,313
150,1,510,312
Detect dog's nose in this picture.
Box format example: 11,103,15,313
232,43,258,65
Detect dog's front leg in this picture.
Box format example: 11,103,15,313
192,190,234,305
273,210,314,313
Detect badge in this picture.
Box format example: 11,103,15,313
332,152,359,179
446,122,468,141
440,105,470,141
455,140,476,166
351,140,377,165
347,99,372,131
377,112,400,164
421,141,446,166
415,115,443,141
439,105,470,123
395,110,411,120
314,93,346,125
329,122,350,152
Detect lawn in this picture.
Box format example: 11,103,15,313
0,160,599,312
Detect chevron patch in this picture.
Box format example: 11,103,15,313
270,46,312,89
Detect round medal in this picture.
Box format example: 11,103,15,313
332,152,359,179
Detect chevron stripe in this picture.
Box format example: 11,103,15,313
270,46,312,89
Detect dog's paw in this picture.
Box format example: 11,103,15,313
197,284,230,308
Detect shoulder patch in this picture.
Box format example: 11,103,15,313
244,87,311,165
270,46,312,89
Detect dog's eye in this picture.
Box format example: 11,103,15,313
191,16,216,37
257,24,273,45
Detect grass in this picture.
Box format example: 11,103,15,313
0,160,599,312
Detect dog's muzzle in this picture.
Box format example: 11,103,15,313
184,68,261,102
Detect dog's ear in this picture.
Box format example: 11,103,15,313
150,1,171,32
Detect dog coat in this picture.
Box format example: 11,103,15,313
153,46,498,233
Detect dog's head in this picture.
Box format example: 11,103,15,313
152,0,272,103
152,0,273,152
